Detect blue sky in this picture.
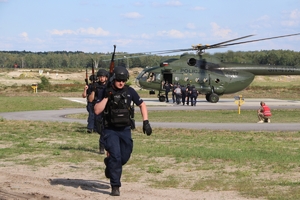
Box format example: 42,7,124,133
1,0,300,55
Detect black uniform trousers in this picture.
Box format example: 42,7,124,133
103,126,133,187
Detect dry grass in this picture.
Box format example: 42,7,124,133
1,69,300,100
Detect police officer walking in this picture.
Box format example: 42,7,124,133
186,83,192,105
94,66,152,196
82,75,97,133
190,85,199,106
181,84,187,105
172,82,177,103
163,81,172,102
88,69,108,154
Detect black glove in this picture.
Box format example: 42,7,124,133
143,120,152,136
91,82,97,92
105,87,113,98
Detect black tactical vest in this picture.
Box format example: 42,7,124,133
93,82,106,103
104,86,131,127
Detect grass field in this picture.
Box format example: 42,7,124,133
1,75,300,199
1,120,300,199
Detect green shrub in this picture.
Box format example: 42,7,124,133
38,76,51,91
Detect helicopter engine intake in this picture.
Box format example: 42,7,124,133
187,58,197,66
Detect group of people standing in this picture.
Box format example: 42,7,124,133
163,81,273,123
163,81,199,106
82,67,152,196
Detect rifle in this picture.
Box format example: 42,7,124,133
107,45,116,87
91,59,96,90
85,66,88,85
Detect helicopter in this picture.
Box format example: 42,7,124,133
134,33,300,103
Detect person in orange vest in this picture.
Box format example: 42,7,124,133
257,101,272,123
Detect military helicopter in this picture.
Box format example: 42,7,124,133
135,33,300,103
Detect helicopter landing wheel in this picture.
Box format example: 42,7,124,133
205,94,210,102
209,93,219,103
158,96,166,102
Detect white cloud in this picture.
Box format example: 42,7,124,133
151,1,182,7
290,9,300,19
165,1,182,6
134,2,144,7
20,32,29,41
251,15,272,29
78,27,109,36
50,27,109,36
281,20,298,26
50,29,75,36
186,23,196,30
281,9,300,27
156,29,203,39
35,38,44,43
141,33,152,39
191,6,205,11
211,22,232,38
257,15,270,21
113,39,133,46
83,39,104,45
157,29,185,38
121,12,143,19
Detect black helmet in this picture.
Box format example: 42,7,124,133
97,69,108,77
113,66,129,80
89,75,97,81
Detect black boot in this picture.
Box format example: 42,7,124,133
99,145,105,154
110,186,120,196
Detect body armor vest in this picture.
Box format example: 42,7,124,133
104,86,131,127
93,82,106,103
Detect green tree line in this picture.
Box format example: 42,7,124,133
214,50,300,66
0,49,299,69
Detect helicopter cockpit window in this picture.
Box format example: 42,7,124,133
156,73,161,81
147,72,156,82
138,71,149,82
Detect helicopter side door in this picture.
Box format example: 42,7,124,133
163,73,173,86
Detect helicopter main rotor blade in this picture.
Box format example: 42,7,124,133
126,34,255,55
197,34,255,50
130,48,195,55
214,33,300,48
115,33,300,56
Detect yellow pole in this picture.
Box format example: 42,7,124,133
31,84,38,93
234,95,244,114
